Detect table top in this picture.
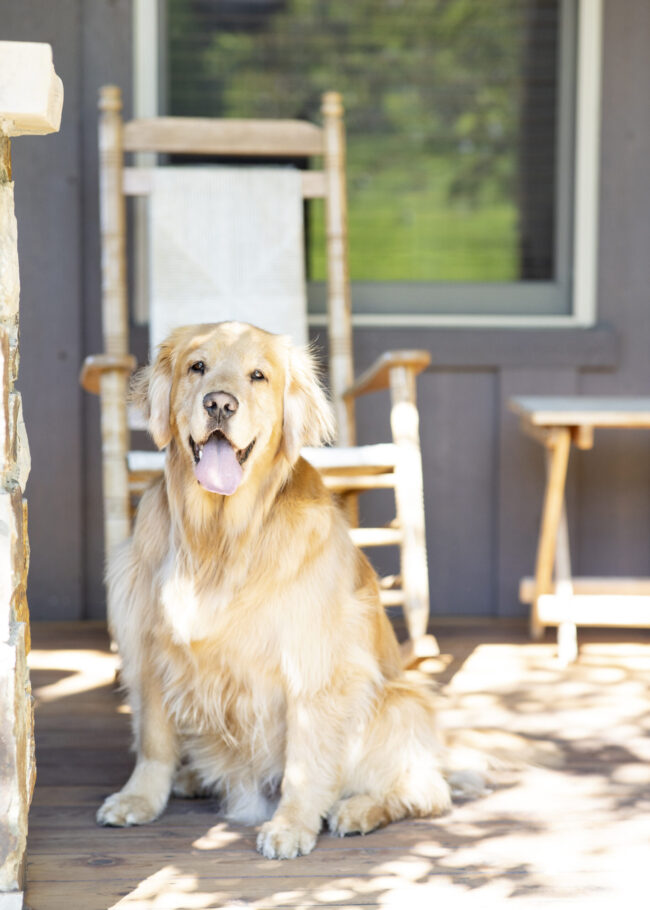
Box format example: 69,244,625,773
509,396,650,428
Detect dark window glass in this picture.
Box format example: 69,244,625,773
167,0,563,285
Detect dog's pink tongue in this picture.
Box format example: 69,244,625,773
194,435,243,495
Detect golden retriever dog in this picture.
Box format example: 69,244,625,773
97,321,468,859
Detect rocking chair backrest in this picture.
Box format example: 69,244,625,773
147,166,309,351
98,85,355,445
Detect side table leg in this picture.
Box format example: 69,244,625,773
532,428,571,640
557,619,578,665
555,499,578,663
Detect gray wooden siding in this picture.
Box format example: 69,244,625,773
2,0,132,619
576,0,650,583
2,0,649,622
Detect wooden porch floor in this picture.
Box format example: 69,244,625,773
26,620,650,909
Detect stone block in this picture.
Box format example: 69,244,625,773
0,488,24,642
20,502,29,590
0,40,60,902
17,503,29,644
9,394,30,493
0,42,63,137
4,394,18,477
0,622,34,893
10,505,29,653
7,335,18,385
0,330,9,477
0,185,19,324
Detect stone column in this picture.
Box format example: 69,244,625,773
0,42,63,908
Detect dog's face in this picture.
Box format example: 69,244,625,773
133,322,334,495
172,323,287,495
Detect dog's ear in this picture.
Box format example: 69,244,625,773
130,340,175,450
283,343,336,463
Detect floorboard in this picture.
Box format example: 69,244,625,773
25,620,650,908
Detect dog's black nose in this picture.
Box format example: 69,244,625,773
203,391,239,422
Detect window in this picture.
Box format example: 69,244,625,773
141,0,601,325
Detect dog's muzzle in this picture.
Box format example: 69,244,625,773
190,430,255,496
203,391,238,426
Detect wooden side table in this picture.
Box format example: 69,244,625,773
509,396,650,663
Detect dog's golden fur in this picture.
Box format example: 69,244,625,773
97,321,458,859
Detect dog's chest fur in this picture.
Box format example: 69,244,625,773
163,647,283,746
155,563,286,749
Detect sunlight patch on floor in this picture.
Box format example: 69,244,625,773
191,823,244,850
113,868,218,909
28,647,119,701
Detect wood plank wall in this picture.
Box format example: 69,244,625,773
3,0,650,621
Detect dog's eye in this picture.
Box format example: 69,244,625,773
190,361,205,375
250,369,266,382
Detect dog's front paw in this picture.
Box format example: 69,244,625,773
256,818,318,860
328,795,389,836
97,791,163,827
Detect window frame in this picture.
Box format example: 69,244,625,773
134,0,603,329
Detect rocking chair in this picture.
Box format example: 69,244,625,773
80,85,436,661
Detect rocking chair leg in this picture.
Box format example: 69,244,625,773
97,85,132,627
389,366,436,660
99,369,131,628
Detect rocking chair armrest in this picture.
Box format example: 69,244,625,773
343,350,431,401
79,353,137,395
